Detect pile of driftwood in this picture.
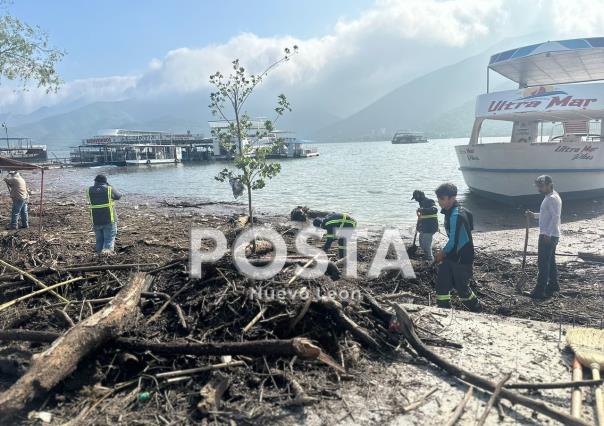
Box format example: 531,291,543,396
0,195,602,424
0,235,597,425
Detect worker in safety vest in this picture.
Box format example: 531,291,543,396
313,212,357,259
411,190,438,261
434,183,481,313
87,174,122,254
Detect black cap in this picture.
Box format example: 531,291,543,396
94,174,108,184
535,175,553,185
313,218,323,228
411,190,425,201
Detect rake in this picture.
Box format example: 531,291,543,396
567,327,604,426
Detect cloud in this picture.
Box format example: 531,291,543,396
1,0,601,116
548,0,604,37
0,75,138,114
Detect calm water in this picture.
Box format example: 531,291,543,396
49,139,470,227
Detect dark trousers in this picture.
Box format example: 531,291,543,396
324,237,347,259
536,235,559,292
436,259,480,311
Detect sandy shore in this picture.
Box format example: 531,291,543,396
0,177,603,425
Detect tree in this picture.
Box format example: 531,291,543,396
210,46,298,232
0,5,65,92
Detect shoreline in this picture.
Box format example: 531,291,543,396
1,182,603,425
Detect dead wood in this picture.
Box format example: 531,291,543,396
506,379,604,390
445,386,473,426
315,297,379,349
0,259,69,303
271,369,318,406
0,262,160,282
476,372,511,426
388,302,591,426
197,373,232,414
0,329,344,371
0,272,148,419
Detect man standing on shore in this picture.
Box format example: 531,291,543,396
433,183,481,313
526,175,562,299
4,171,29,230
87,174,122,255
411,190,438,261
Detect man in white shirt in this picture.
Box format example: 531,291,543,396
526,175,562,299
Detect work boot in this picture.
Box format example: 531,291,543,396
462,298,482,313
530,286,547,300
5,225,17,230
545,283,560,298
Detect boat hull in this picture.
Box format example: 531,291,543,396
125,159,178,165
455,142,604,201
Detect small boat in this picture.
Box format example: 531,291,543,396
456,37,604,202
391,131,428,144
0,138,48,162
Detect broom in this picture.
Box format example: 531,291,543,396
567,328,604,425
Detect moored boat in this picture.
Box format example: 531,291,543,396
456,38,604,202
391,131,428,144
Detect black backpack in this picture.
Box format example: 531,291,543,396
453,206,474,250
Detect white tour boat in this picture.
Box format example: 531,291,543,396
456,37,604,202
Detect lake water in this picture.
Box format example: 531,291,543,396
47,139,472,227
43,138,603,230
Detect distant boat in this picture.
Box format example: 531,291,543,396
391,131,428,144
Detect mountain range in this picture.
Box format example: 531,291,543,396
4,37,536,152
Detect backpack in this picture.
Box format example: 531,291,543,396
459,207,474,232
453,206,474,250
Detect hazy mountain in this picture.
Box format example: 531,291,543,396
312,36,545,141
6,35,543,150
8,91,341,151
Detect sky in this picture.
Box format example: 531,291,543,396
3,0,604,117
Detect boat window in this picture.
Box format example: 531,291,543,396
548,120,601,143
477,120,512,144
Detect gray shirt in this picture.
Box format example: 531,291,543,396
535,190,562,237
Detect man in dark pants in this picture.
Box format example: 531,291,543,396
313,212,357,259
526,175,562,299
434,183,481,312
87,174,122,255
411,190,439,261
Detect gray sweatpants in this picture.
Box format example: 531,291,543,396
419,232,434,261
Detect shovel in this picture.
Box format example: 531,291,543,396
407,217,420,256
522,211,530,269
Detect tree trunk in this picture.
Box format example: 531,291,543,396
0,272,148,419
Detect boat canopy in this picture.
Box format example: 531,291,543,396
489,38,604,86
476,81,604,121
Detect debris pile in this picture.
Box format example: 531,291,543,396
0,197,602,424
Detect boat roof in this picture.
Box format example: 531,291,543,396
489,38,604,86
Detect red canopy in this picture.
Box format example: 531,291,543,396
0,156,45,170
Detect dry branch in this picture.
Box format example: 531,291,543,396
388,302,590,426
0,330,344,372
0,272,148,418
315,297,379,349
445,386,473,426
0,259,69,303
